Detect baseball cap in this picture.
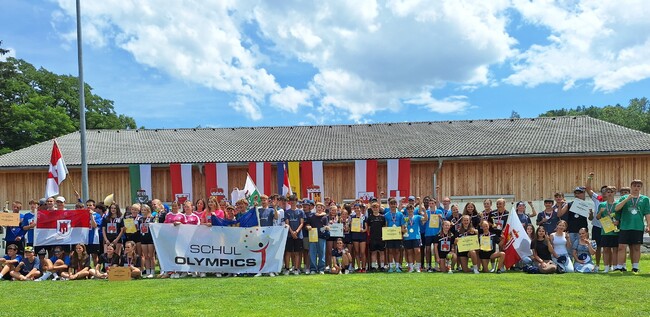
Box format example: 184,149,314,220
37,248,47,256
24,246,34,253
308,200,315,206
56,196,66,203
370,197,378,202
517,201,526,207
408,195,415,201
574,187,585,193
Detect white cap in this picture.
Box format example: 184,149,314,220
55,196,66,203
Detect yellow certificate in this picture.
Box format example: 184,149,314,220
600,216,618,234
429,214,439,228
480,236,492,251
351,218,361,232
124,218,137,234
382,227,402,241
309,228,318,243
457,235,480,252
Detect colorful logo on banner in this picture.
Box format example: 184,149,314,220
175,193,190,205
307,185,322,203
57,220,72,237
243,227,271,270
210,187,226,202
136,189,150,204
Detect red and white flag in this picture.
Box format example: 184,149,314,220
45,140,68,198
387,158,411,199
282,167,292,196
503,211,533,268
354,160,377,200
205,163,228,200
300,161,324,199
248,162,271,195
170,163,193,204
34,210,90,246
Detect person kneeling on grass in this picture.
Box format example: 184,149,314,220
573,228,597,273
89,243,120,279
1,244,23,281
479,221,505,273
11,246,41,281
330,238,352,274
120,241,142,279
36,246,70,281
61,244,91,280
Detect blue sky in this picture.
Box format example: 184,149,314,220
2,0,649,129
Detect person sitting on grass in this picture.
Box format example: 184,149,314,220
62,243,90,280
89,243,120,279
551,220,574,273
330,238,352,274
120,241,142,279
532,226,557,274
0,244,23,280
11,246,41,281
573,228,597,273
37,246,70,281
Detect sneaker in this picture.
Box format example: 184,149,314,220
344,269,350,275
179,272,188,278
52,276,60,281
254,273,263,277
632,268,639,274
310,271,317,275
283,269,290,276
324,266,331,273
293,270,300,276
408,267,414,273
416,267,421,273
215,273,222,278
427,268,433,273
319,271,324,275
147,274,154,279
304,271,310,275
395,267,402,273
269,272,276,277
473,267,480,274
621,267,628,272
594,265,600,273
199,272,206,278
387,267,395,273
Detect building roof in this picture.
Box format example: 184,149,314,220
1,116,650,168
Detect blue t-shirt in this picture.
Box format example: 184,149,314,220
302,211,314,236
384,210,405,227
20,257,40,274
405,214,423,240
284,208,305,239
437,207,452,219
4,214,24,242
258,207,275,227
2,254,22,263
49,255,71,266
425,209,444,237
89,211,104,245
20,212,36,244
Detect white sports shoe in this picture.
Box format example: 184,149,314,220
179,272,188,278
199,273,206,278
269,272,276,277
171,273,180,279
254,273,263,277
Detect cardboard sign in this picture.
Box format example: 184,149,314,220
457,235,480,252
351,218,361,232
0,213,20,227
382,227,402,240
108,266,131,281
308,228,318,243
124,218,137,234
329,223,344,237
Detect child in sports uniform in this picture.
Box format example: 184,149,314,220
89,243,120,279
0,244,22,280
11,246,41,281
367,202,386,272
121,241,142,279
433,221,456,273
479,221,505,273
330,238,352,274
62,243,90,280
455,215,480,274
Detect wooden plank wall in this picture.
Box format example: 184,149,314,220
1,155,648,207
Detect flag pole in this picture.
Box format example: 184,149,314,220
76,0,89,201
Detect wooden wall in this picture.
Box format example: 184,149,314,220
1,155,648,207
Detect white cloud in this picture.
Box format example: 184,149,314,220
405,92,470,113
230,96,262,121
269,87,312,113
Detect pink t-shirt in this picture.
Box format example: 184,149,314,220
164,212,185,224
184,213,200,225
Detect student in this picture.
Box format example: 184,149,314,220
85,200,102,268
120,241,142,279
455,215,480,274
62,244,90,280
367,202,386,272
514,201,536,226
123,204,141,254
350,204,368,272
550,220,574,273
403,204,427,272
614,179,650,273
586,173,604,272
462,202,481,229
11,246,41,281
20,200,38,251
573,228,597,273
424,199,444,272
89,243,120,279
325,204,339,272
139,204,156,278
559,187,592,249
203,197,224,221
536,199,560,235
283,197,305,275
0,244,22,280
519,223,536,267
480,199,494,225
531,227,557,274
300,198,314,273
339,208,354,272
194,198,206,213
102,203,125,256
490,198,509,237
37,246,70,281
596,186,618,273
384,198,406,273
330,238,352,274
164,201,185,225
182,201,201,225
305,202,330,274
446,204,462,234
479,220,505,273
433,221,456,273
3,201,25,253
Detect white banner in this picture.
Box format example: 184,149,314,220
150,224,288,274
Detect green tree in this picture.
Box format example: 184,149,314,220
0,52,137,155
539,98,650,134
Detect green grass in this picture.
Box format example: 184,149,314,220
4,258,650,317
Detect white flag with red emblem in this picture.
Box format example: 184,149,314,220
34,210,90,246
503,211,533,268
45,140,68,198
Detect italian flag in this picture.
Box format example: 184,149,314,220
129,164,152,203
354,160,378,200
34,210,90,246
170,163,193,204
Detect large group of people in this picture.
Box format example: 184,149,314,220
1,174,649,281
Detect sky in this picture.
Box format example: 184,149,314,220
2,0,650,129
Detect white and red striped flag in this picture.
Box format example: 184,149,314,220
282,166,293,196
248,162,271,195
170,163,193,204
387,158,411,199
300,161,324,200
354,160,377,201
34,210,90,246
45,140,68,198
503,209,533,268
205,163,228,201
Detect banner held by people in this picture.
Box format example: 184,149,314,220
150,224,288,274
34,210,90,246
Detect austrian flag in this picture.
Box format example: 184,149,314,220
34,210,90,246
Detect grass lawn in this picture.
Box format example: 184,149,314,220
4,257,650,317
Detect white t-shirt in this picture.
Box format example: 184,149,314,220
274,208,285,227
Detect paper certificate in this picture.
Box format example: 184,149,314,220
382,227,402,240
457,236,479,252
429,214,440,228
124,218,137,234
329,223,344,237
108,267,131,281
309,228,318,242
600,216,618,233
569,199,592,218
0,213,20,226
480,236,492,251
351,218,361,232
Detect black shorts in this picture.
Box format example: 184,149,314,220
479,250,494,260
87,244,101,255
369,240,385,252
437,251,450,259
344,234,353,245
140,234,154,245
424,236,436,247
285,238,303,252
124,234,140,244
591,227,602,246
457,251,469,258
327,237,338,242
618,230,643,245
403,239,421,249
600,235,619,248
386,240,402,249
